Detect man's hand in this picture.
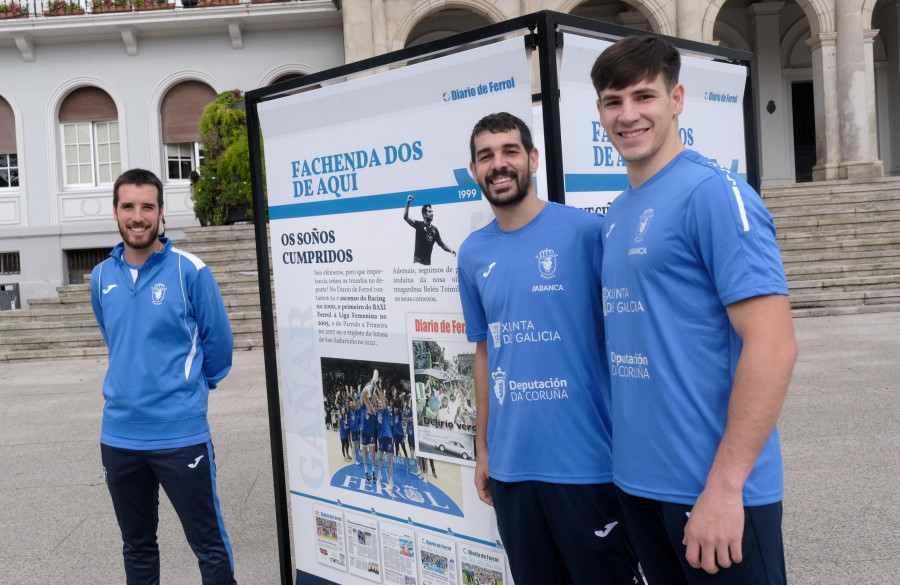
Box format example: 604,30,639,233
474,455,492,506
407,195,414,204
683,483,744,573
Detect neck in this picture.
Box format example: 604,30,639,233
124,239,162,267
492,193,545,232
627,141,686,189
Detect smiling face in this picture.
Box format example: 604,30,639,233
469,128,538,209
114,182,164,261
597,73,685,187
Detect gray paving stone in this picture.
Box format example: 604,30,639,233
0,313,897,584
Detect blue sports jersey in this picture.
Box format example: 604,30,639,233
362,407,376,438
391,411,403,438
377,406,393,439
458,202,612,484
339,412,349,440
600,150,789,506
348,408,360,433
91,237,233,449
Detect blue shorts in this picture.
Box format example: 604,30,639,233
489,479,638,584
615,487,786,585
361,432,375,447
378,437,394,453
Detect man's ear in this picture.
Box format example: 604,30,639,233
529,147,540,175
671,84,685,116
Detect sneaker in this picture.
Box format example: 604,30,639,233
365,472,371,482
432,471,438,479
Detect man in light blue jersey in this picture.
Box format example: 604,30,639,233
457,112,638,584
591,36,798,584
91,169,237,585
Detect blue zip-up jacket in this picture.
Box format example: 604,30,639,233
90,237,234,449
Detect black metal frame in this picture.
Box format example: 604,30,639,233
244,11,755,585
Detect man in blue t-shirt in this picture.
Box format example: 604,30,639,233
457,112,637,584
591,36,798,584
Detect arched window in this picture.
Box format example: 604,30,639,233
0,96,16,190
59,87,120,187
160,81,216,181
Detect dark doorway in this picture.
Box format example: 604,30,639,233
792,82,816,182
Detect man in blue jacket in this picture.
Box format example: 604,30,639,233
91,168,237,585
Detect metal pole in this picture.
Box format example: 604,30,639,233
246,96,294,585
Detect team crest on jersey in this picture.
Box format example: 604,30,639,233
488,322,502,349
491,367,507,405
536,249,557,279
635,208,654,243
151,283,167,305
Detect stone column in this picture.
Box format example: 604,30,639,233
748,1,791,184
835,0,883,178
371,0,388,57
863,29,879,169
807,32,841,181
342,0,375,65
676,0,703,41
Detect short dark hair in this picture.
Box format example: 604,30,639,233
113,168,164,208
590,35,681,96
469,112,534,162
422,204,433,214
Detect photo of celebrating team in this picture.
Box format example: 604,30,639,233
321,356,463,503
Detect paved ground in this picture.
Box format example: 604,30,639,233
0,312,897,585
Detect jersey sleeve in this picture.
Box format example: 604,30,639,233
90,262,109,347
456,243,487,342
593,215,606,289
686,174,789,307
191,267,234,388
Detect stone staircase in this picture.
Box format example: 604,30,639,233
2,178,899,361
0,225,269,363
763,177,900,318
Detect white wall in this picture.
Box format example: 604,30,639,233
0,20,344,305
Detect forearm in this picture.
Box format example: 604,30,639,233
474,341,489,457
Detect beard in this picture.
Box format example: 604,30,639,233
118,219,161,251
479,169,531,208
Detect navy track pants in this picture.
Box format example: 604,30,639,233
101,442,237,585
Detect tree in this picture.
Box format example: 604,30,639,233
193,89,252,226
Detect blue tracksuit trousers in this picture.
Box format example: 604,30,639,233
101,442,237,585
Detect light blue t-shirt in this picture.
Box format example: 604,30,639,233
600,150,789,506
458,202,613,484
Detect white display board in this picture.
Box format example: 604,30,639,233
558,33,750,211
258,37,532,585
256,28,751,585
